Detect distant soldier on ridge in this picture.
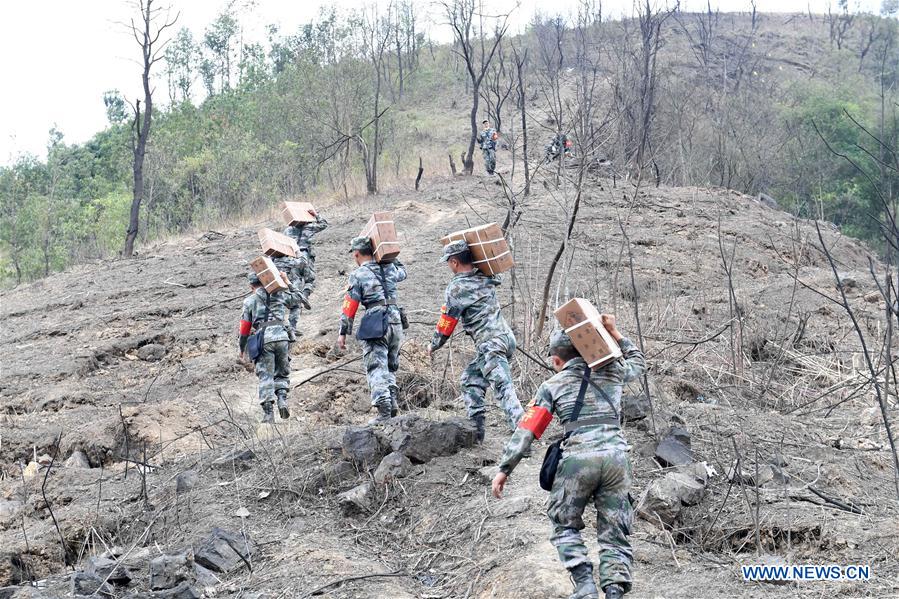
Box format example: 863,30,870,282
476,119,499,175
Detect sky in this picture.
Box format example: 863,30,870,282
0,0,886,165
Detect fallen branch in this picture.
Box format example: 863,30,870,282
292,355,364,389
183,292,245,317
808,486,864,514
306,571,408,596
415,156,424,190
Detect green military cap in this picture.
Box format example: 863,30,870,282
439,239,470,263
348,236,373,253
548,329,575,354
247,272,261,285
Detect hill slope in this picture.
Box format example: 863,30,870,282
1,171,897,598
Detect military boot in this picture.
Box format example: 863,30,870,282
603,584,624,599
276,390,290,420
471,414,486,443
367,402,393,425
389,386,399,417
261,401,275,424
568,563,598,599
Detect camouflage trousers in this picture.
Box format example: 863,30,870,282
461,333,523,429
362,322,403,409
255,340,290,405
548,439,633,593
481,148,496,174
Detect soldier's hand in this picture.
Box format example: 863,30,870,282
426,345,433,359
492,472,508,499
601,314,623,341
337,335,346,351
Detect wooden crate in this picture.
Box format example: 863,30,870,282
554,298,623,369
281,201,317,226
360,211,401,263
257,228,298,258
249,255,289,293
440,222,513,275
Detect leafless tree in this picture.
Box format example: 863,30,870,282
124,0,178,258
512,44,531,196
360,2,396,194
443,0,510,174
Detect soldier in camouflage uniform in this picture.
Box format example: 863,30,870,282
491,316,645,599
337,237,407,424
476,119,499,175
545,132,573,163
428,240,523,441
238,273,293,423
282,209,328,298
271,253,313,339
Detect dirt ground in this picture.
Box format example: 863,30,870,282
1,167,898,598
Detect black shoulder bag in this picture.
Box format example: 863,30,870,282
246,291,272,362
356,265,390,341
539,365,590,491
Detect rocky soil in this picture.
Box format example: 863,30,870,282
1,170,897,598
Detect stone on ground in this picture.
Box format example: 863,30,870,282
193,529,253,574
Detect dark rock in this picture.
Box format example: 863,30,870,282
85,556,133,585
211,448,256,470
137,343,166,361
175,470,199,494
341,427,386,468
757,193,779,210
654,426,694,467
151,581,202,598
621,394,649,422
71,572,113,596
374,452,413,484
492,496,529,518
337,482,373,515
193,529,253,574
770,453,788,467
677,461,710,486
149,554,191,590
380,414,477,463
192,563,219,587
64,450,91,469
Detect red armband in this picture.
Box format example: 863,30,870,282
342,294,360,318
239,320,252,336
436,305,458,336
518,406,552,439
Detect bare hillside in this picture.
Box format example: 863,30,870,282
1,171,897,598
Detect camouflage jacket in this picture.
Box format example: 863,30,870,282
283,214,328,255
272,254,314,299
339,259,407,336
477,128,498,150
497,340,646,475
430,269,511,351
240,287,290,345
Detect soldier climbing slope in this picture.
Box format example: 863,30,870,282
271,252,312,340
491,317,646,599
476,119,499,175
427,240,524,441
238,273,293,423
282,208,328,298
545,132,573,163
337,237,407,424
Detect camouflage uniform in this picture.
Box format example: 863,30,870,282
498,334,646,595
545,133,572,163
340,257,407,413
477,126,498,174
238,286,291,412
430,262,523,430
272,254,313,333
283,213,328,297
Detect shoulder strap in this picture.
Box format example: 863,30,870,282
375,264,390,301
585,376,620,420
569,364,591,426
261,290,272,324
